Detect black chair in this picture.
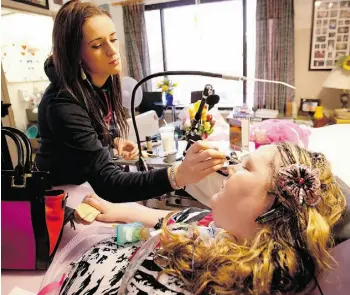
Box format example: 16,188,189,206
138,92,166,119
191,90,218,110
191,91,202,104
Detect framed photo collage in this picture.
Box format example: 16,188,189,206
309,0,350,70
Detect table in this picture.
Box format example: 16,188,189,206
113,140,250,168
113,140,254,208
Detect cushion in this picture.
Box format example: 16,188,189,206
333,176,350,244
311,239,350,295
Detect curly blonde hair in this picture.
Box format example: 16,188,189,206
157,142,346,295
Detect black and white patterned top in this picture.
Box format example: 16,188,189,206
59,208,211,295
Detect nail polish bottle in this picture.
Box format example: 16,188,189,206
146,136,153,153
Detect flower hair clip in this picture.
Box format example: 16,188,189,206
277,164,322,206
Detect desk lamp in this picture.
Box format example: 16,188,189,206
125,71,296,171
323,56,350,109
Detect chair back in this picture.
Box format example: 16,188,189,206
127,110,159,143
138,92,164,118
191,91,202,104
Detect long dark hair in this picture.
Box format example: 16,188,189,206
52,0,128,141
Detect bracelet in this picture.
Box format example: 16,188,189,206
169,164,182,190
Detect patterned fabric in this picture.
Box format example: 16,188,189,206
123,3,152,92
59,208,211,294
254,0,295,114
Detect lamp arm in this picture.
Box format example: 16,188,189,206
130,71,296,170
130,71,223,170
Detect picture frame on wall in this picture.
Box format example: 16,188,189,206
298,98,321,116
309,0,350,71
12,0,49,9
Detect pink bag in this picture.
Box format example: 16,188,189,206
1,127,70,270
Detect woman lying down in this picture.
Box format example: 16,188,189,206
65,142,346,295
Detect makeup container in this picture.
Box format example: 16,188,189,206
146,136,153,153
227,106,252,152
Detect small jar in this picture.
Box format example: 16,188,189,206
146,136,153,153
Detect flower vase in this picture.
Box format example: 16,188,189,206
166,93,173,106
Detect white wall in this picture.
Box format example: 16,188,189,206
2,11,53,131
2,1,129,131
6,81,49,131
1,0,61,130
48,0,65,12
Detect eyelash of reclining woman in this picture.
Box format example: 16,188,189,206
61,142,346,295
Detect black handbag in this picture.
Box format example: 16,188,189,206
1,127,71,270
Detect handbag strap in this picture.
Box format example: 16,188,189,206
2,127,32,172
1,129,25,175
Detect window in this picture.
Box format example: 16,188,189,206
145,0,256,108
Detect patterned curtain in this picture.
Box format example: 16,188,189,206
254,0,295,113
123,3,151,91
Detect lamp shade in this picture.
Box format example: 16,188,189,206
323,68,350,90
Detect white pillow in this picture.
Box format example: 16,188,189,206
308,125,350,186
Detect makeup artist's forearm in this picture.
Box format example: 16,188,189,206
126,205,172,228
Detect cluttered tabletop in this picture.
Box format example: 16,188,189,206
112,140,252,168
